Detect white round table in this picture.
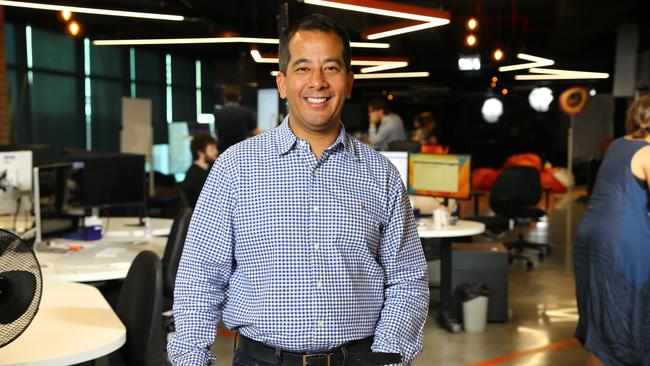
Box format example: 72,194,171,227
417,219,486,238
36,217,172,282
0,281,126,366
417,219,486,332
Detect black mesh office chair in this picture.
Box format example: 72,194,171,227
116,251,169,366
387,140,421,153
467,166,551,269
162,208,193,301
176,182,191,209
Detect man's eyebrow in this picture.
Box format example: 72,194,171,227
290,57,344,67
323,58,344,66
290,58,311,67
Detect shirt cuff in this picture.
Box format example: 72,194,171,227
371,341,405,366
169,352,216,366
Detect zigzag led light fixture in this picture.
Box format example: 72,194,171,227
303,0,450,40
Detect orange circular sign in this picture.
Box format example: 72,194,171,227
559,87,589,116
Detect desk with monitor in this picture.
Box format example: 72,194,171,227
35,216,172,282
24,152,172,283
382,150,484,332
33,153,147,243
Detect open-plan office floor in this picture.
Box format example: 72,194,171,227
209,190,591,366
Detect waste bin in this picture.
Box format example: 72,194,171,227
458,283,489,333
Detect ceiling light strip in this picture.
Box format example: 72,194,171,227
360,62,408,73
355,71,429,79
528,68,609,78
250,50,278,63
498,53,554,72
350,41,390,49
93,37,389,48
514,74,609,80
270,70,428,79
251,51,408,67
366,21,444,40
0,0,184,21
303,0,449,23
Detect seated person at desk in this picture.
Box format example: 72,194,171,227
411,111,439,145
182,133,218,208
366,99,406,151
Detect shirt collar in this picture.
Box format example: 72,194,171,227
275,115,359,160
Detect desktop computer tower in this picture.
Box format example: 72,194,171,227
450,243,509,323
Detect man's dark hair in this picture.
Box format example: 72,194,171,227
223,85,241,103
190,133,217,161
278,13,351,74
368,99,389,113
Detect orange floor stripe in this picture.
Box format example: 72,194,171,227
466,338,580,366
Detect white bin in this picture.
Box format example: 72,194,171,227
462,296,489,333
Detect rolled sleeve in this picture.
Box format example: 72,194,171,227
167,153,238,365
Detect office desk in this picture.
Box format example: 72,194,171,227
0,281,126,366
36,217,172,282
417,219,485,333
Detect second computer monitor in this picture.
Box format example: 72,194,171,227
408,153,471,199
64,153,146,208
379,151,409,187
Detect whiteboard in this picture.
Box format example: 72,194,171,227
121,97,152,158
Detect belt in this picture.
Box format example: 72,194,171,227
236,335,402,366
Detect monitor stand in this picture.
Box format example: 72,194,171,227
123,204,148,227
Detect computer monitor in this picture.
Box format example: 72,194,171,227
0,151,32,215
379,151,408,187
408,153,471,199
33,162,85,242
187,122,212,137
63,153,146,208
0,144,55,166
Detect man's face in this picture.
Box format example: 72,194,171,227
276,30,354,134
368,108,383,124
202,144,218,164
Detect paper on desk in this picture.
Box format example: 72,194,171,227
95,248,125,258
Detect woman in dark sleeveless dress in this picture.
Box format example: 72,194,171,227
574,96,650,366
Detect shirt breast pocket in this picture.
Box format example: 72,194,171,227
332,197,385,260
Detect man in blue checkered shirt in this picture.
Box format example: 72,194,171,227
168,14,429,366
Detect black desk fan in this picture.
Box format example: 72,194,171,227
0,229,42,347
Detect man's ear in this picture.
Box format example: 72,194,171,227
276,72,287,99
346,71,354,99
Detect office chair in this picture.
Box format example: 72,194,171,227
176,182,191,209
387,140,421,153
162,208,193,302
115,251,169,366
160,208,192,341
466,166,551,269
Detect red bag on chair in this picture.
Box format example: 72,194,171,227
472,168,499,191
503,153,542,171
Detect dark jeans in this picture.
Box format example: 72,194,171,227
232,350,277,366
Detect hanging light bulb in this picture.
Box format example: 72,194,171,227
466,34,477,47
66,20,82,37
467,18,478,30
482,98,503,123
493,48,504,62
60,9,72,21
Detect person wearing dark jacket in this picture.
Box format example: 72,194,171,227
182,133,217,208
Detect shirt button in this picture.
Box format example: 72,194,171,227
318,320,324,327
313,206,319,212
316,281,322,288
314,243,320,250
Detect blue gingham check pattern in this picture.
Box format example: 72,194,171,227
167,116,429,365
